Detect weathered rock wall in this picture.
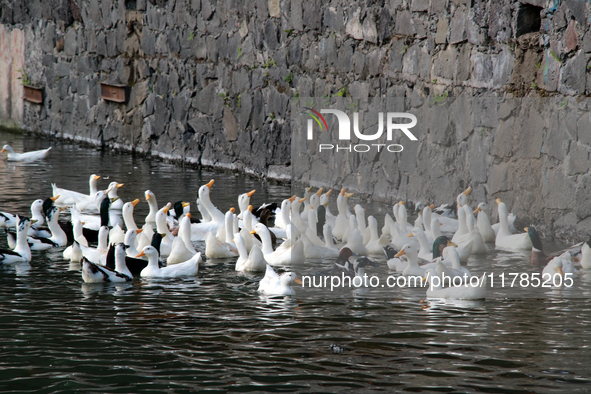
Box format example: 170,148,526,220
0,0,591,240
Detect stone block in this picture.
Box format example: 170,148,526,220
324,6,345,33
584,32,591,53
560,50,586,95
434,46,457,80
363,15,378,44
378,7,393,43
492,47,514,87
396,10,416,36
411,0,429,12
346,8,363,40
288,37,301,66
388,38,405,74
264,19,279,50
488,0,512,43
268,0,280,18
223,108,238,141
449,7,466,44
435,17,448,44
336,42,354,73
567,142,591,175
488,162,510,194
366,48,384,76
291,0,303,31
193,83,223,116
303,0,321,30
64,27,77,56
565,20,578,53
575,174,591,219
172,91,190,122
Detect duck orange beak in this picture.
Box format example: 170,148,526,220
229,207,235,213
50,195,60,202
447,241,458,247
136,229,143,234
248,205,253,212
246,189,256,197
116,183,124,188
250,230,256,234
135,251,146,258
345,192,353,198
399,201,405,206
94,175,101,181
131,198,140,206
206,179,215,188
429,204,435,210
315,187,324,196
182,202,190,208
162,203,171,214
473,207,481,214
289,195,297,202
299,198,306,203
340,188,346,196
395,249,406,258
145,192,151,201
462,186,471,195
0,148,5,153
496,198,502,205
186,213,191,219
325,189,333,197
294,277,303,285
408,232,414,237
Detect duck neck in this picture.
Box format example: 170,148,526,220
49,215,67,245
200,190,224,222
123,208,138,231
258,228,275,255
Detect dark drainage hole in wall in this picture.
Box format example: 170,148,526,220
516,2,542,37
125,0,137,9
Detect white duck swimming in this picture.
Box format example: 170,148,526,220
107,182,125,210
320,189,335,227
144,190,159,224
301,233,339,259
409,227,433,261
424,268,486,300
333,189,353,240
80,226,110,265
155,203,174,257
474,203,496,243
251,223,304,266
27,206,68,250
137,245,200,278
235,233,267,272
190,180,225,241
1,144,51,161
52,174,101,206
397,243,426,278
205,230,238,259
0,216,34,263
257,264,302,296
237,189,256,219
495,199,532,251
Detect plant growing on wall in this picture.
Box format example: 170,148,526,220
17,68,32,86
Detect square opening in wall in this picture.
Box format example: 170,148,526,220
125,0,137,10
516,2,542,37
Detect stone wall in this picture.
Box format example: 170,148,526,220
1,0,591,241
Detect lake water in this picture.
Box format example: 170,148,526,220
1,129,590,393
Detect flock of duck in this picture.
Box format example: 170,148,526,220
2,145,591,299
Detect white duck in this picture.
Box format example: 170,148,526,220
464,205,487,255
190,180,225,241
0,216,34,262
1,144,51,161
320,189,335,227
257,264,302,296
333,189,353,240
155,203,174,257
424,268,486,300
474,203,496,243
235,233,267,272
542,257,564,283
494,199,532,251
107,182,125,210
52,174,101,206
144,190,159,224
197,198,212,223
397,243,426,278
137,245,200,278
27,206,68,250
274,197,293,230
80,226,110,265
301,234,339,259
178,214,197,254
237,190,256,219
580,240,591,269
409,227,433,260
205,231,238,259
251,223,304,265
305,207,325,247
